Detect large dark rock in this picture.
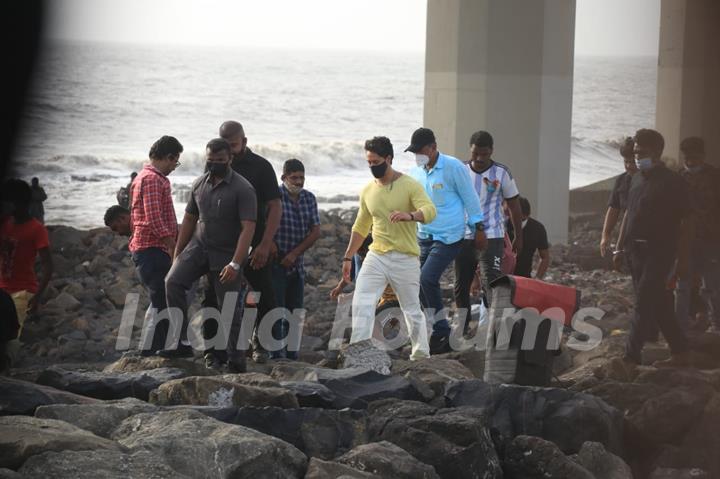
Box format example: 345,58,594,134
336,441,439,479
569,441,633,479
445,380,625,455
366,399,502,479
338,339,393,375
36,365,188,401
35,397,158,438
0,376,98,416
305,457,380,479
280,381,337,408
222,406,367,460
318,369,424,409
18,449,186,478
103,354,212,376
111,409,307,478
503,435,595,479
391,358,475,397
0,416,120,470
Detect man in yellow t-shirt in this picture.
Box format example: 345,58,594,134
340,136,437,360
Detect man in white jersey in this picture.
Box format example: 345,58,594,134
454,131,524,331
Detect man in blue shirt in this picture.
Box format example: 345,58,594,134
271,159,321,359
407,127,486,354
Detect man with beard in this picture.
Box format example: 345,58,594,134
341,136,436,360
164,138,256,372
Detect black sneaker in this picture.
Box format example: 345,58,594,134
158,344,194,358
204,353,223,370
429,335,451,355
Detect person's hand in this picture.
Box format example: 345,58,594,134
281,251,298,269
512,235,523,255
612,252,625,272
269,241,279,259
600,236,610,257
342,259,353,283
330,279,347,300
474,230,488,251
469,274,481,298
250,241,272,270
219,264,239,284
389,211,412,223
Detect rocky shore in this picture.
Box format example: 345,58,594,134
2,208,720,478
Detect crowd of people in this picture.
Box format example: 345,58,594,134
3,120,714,374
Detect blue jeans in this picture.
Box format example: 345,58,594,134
131,247,171,351
270,265,305,359
419,238,463,337
675,238,720,329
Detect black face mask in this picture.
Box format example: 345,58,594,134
370,161,388,179
207,162,228,177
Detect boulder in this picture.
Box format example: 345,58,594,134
649,468,710,479
280,381,337,408
338,339,392,375
503,435,595,479
391,358,475,397
35,397,158,438
0,416,120,470
366,399,502,479
111,409,307,478
18,449,186,478
44,292,82,312
336,441,439,479
0,376,98,416
223,406,367,460
214,372,281,388
319,369,424,409
103,354,212,377
0,469,23,479
36,365,189,401
569,441,633,479
305,457,380,479
149,376,299,408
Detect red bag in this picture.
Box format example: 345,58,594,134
492,275,580,326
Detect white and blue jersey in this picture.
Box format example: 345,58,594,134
464,161,520,240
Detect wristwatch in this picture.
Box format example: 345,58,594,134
228,261,241,271
474,222,485,232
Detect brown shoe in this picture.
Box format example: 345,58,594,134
653,351,693,369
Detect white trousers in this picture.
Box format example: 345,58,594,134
351,251,430,360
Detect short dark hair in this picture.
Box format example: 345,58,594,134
206,138,232,156
219,121,245,138
364,136,394,159
31,177,39,184
519,196,531,216
130,172,138,179
283,159,305,175
619,137,635,158
104,205,129,227
470,130,494,149
634,129,664,156
149,136,183,160
3,179,32,204
680,137,704,156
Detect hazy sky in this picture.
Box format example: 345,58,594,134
47,0,661,56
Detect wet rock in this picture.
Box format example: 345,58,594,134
649,468,709,479
445,380,625,455
35,397,158,438
337,441,439,479
391,358,475,397
18,449,185,478
149,376,299,408
503,435,595,479
0,376,98,416
366,399,502,479
280,381,337,408
111,409,307,478
0,416,120,470
305,457,380,479
339,339,392,375
36,365,189,401
223,406,367,460
569,441,633,479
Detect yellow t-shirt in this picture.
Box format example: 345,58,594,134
352,174,437,257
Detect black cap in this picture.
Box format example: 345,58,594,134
405,127,436,153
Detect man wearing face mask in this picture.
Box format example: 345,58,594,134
342,136,436,360
615,129,692,367
270,159,321,359
406,127,485,354
675,137,720,333
163,138,256,372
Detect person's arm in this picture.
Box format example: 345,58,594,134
174,213,198,260
143,177,177,254
506,196,524,254
251,198,282,269
282,224,321,268
601,207,621,257
219,220,256,284
453,162,484,229
38,188,47,201
28,247,53,313
343,194,372,282
612,210,629,272
536,249,550,280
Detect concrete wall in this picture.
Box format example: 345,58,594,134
424,0,576,244
656,0,720,167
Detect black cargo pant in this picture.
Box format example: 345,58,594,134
625,241,688,363
454,238,505,333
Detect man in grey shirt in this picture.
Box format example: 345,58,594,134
162,138,257,372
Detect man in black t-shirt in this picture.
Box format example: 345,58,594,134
600,137,638,257
616,129,691,367
507,197,550,279
219,121,282,364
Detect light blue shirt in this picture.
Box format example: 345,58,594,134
410,152,484,244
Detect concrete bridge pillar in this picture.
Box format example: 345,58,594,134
423,0,576,244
